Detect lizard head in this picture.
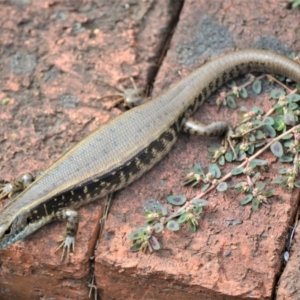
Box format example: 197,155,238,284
0,212,36,250
0,221,14,249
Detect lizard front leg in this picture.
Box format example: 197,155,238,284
55,209,79,263
0,173,34,200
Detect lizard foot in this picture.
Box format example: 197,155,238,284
55,236,75,263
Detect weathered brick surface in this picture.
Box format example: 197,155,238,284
0,0,300,299
96,1,300,299
0,0,180,299
276,223,300,300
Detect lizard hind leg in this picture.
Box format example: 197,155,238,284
181,118,236,156
181,118,229,137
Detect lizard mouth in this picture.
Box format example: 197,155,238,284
0,223,14,249
0,223,31,250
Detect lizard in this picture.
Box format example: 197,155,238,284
0,49,300,261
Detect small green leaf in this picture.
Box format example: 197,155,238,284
235,182,244,189
159,204,168,216
263,117,274,125
225,151,233,162
292,0,300,8
209,164,221,178
252,198,260,211
240,194,253,205
252,80,262,94
188,220,197,232
190,180,201,188
218,155,225,166
279,155,293,163
154,223,164,233
178,213,188,223
247,144,255,155
144,199,168,216
208,144,221,153
166,220,180,231
283,141,293,147
274,177,287,184
170,210,184,218
252,172,260,182
192,198,208,207
273,116,285,131
251,106,264,115
237,151,247,161
294,181,300,188
226,96,237,109
194,206,203,215
128,228,145,240
249,161,258,168
282,133,293,140
249,134,256,142
193,164,204,175
231,167,244,175
255,141,267,148
191,181,201,188
239,86,248,98
270,89,286,99
130,240,143,252
253,120,264,127
273,102,283,110
201,183,210,192
265,188,275,197
256,182,266,190
167,195,186,206
278,168,288,174
252,159,268,166
271,141,283,157
217,182,228,192
263,124,276,138
287,94,300,102
284,113,295,126
288,102,298,111
150,236,160,250
181,177,195,186
256,130,265,139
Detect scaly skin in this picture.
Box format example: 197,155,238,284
0,49,300,258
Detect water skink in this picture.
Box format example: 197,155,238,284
0,49,299,260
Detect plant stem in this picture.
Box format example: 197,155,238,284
192,124,300,201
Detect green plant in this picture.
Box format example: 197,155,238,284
291,0,300,8
129,54,300,252
129,197,208,253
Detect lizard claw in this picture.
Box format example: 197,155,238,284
55,236,75,263
0,173,34,200
0,183,14,200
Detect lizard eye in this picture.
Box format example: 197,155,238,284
4,226,11,235
0,223,11,237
